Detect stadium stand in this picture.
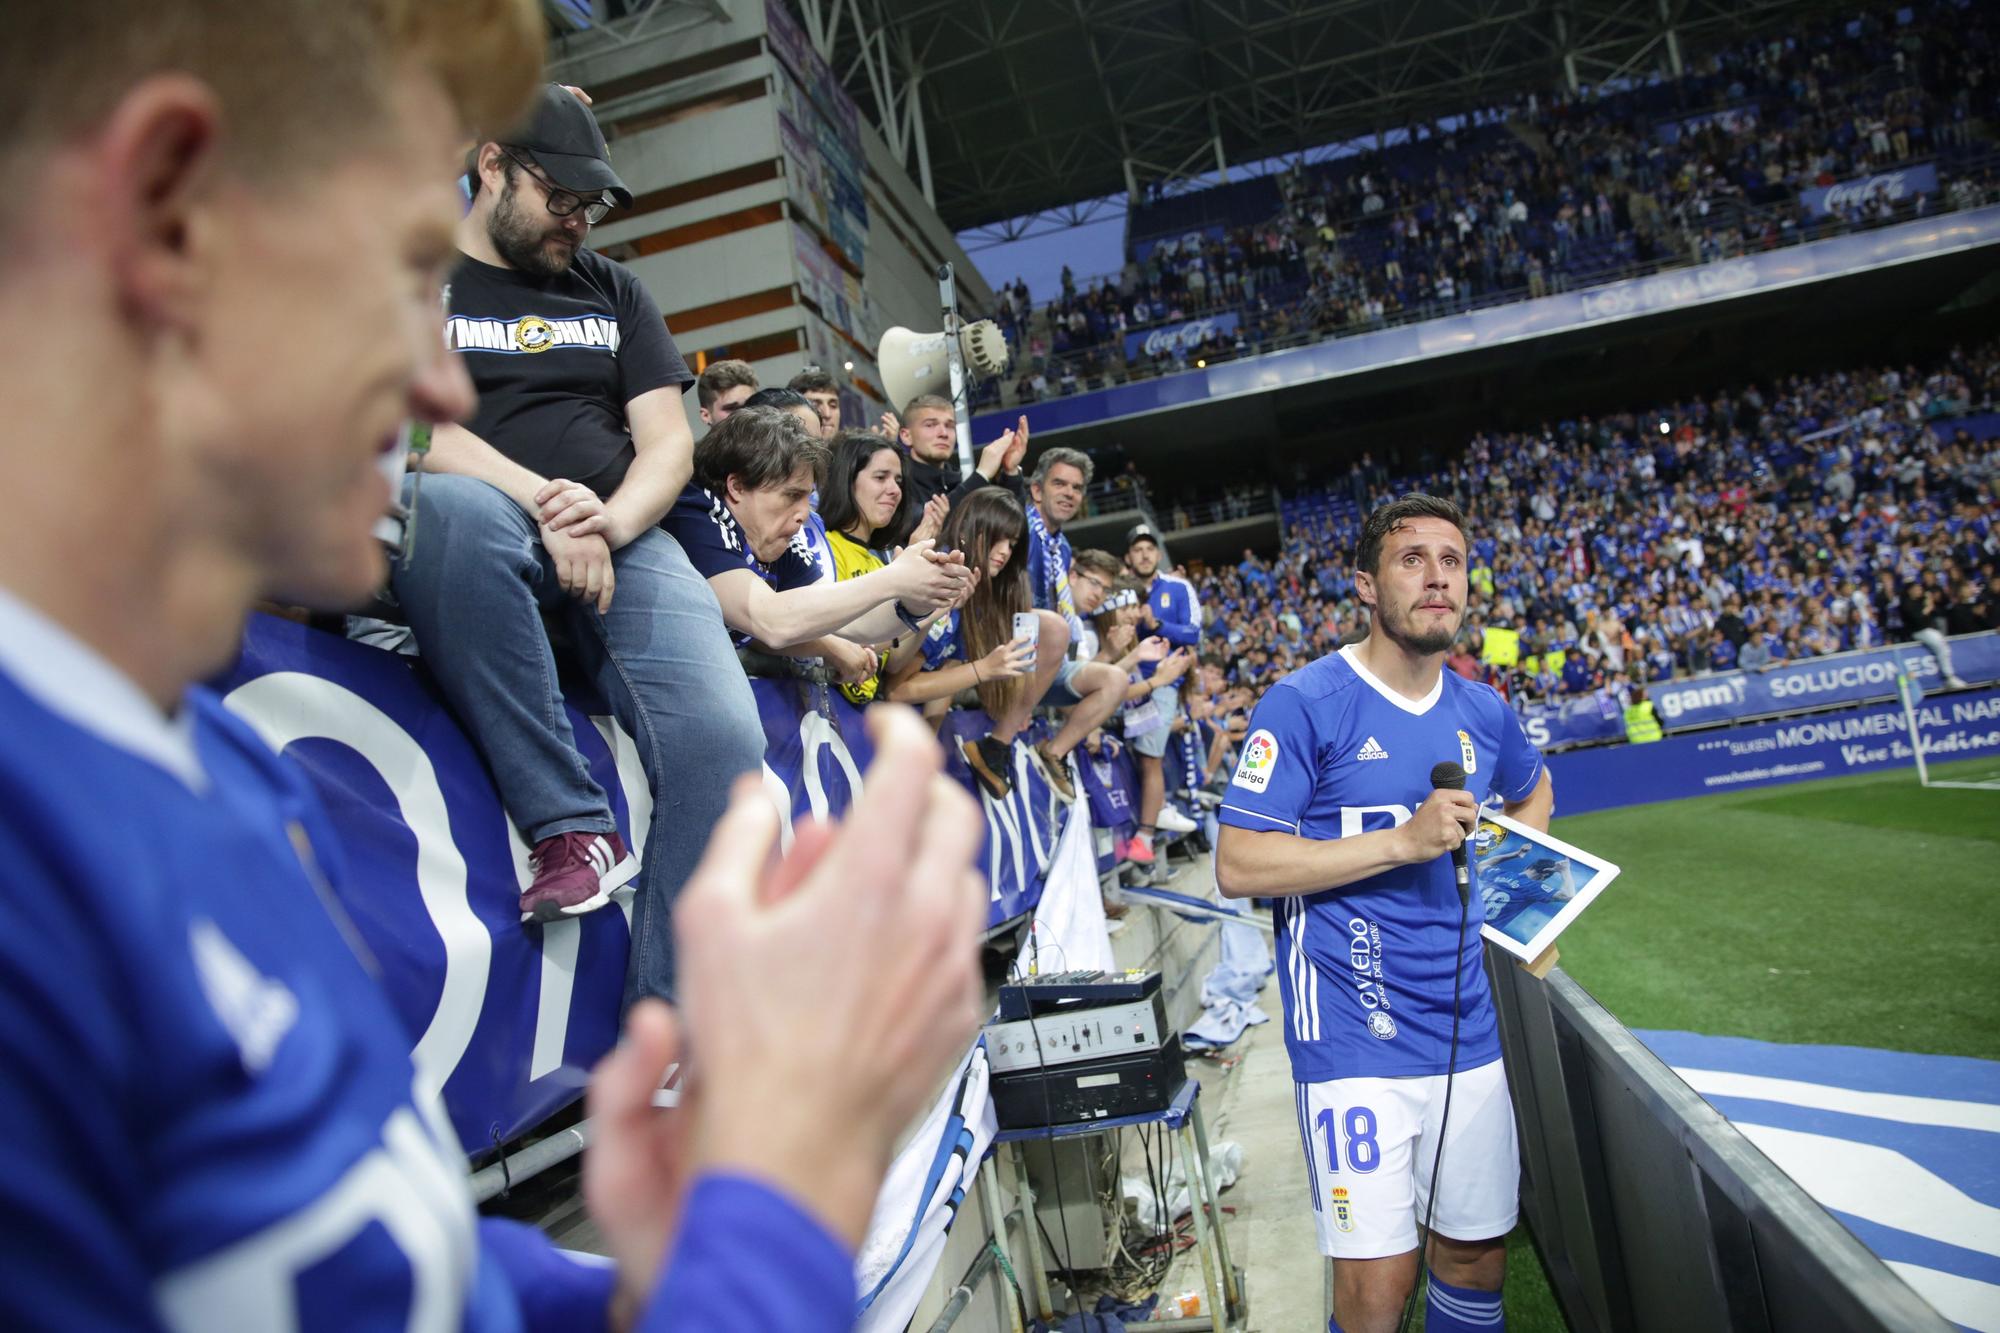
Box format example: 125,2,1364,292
987,0,2000,404
1180,340,2000,744
15,0,1995,1325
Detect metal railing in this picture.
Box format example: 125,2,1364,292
1158,491,1278,533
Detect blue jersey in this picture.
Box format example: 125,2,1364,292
1217,645,1544,1082
1024,505,1081,644
661,484,822,646
1138,573,1201,678
919,609,966,669
0,592,851,1331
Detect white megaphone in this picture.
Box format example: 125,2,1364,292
875,321,1011,417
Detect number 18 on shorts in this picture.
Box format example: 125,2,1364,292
1293,1060,1520,1259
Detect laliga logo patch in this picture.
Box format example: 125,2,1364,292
1231,729,1279,792
514,316,555,353
1367,1010,1397,1040
1458,728,1477,774
1331,1186,1356,1233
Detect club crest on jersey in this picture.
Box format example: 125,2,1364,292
1367,1010,1397,1040
1231,729,1279,792
1331,1186,1356,1232
1458,728,1477,774
1356,736,1389,761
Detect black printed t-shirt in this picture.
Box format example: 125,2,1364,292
443,249,690,499
662,484,823,647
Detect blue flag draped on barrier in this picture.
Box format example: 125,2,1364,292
214,614,1076,1147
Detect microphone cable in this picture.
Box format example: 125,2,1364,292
1397,797,1473,1333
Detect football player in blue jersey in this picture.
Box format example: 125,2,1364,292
1215,495,1554,1333
0,3,987,1329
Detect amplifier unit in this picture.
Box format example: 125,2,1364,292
986,996,1168,1073
991,1044,1186,1129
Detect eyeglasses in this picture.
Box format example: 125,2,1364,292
503,149,614,225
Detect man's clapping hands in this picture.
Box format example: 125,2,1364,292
584,707,989,1325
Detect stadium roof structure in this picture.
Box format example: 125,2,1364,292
783,0,1849,237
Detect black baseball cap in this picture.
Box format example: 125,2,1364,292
1125,523,1160,550
502,83,633,208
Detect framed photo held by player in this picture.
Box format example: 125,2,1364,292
1470,809,1620,963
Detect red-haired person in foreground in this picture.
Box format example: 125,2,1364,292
0,3,985,1328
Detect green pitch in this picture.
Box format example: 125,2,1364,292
1550,755,2000,1061
1421,756,2000,1332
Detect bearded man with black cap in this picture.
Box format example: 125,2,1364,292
386,85,765,1006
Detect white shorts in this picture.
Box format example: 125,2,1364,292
1292,1059,1519,1259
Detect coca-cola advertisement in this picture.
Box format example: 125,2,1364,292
1121,309,1241,361
1798,161,1938,219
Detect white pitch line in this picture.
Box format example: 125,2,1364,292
1674,1066,2000,1134
1732,1124,2000,1260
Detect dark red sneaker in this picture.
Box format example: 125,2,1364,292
519,830,639,923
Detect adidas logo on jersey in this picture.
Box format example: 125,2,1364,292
1356,736,1390,761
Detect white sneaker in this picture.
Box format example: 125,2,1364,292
1155,805,1199,834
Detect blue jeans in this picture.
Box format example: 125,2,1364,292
391,475,764,1006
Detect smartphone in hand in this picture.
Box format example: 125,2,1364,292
1012,611,1038,645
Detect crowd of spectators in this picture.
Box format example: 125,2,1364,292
986,0,1998,401
1188,341,2000,724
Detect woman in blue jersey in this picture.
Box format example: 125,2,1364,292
882,487,1044,794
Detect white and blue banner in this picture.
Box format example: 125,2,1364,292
1654,105,1758,145
1122,310,1241,361
1131,224,1226,264
1079,740,1141,876
854,1041,996,1333
1521,631,2000,751
1519,690,1629,750
1641,632,1996,732
1543,687,2000,815
1799,161,1940,220
214,615,1077,1147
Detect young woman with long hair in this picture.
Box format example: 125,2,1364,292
884,486,1067,799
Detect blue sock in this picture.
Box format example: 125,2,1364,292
1425,1269,1505,1331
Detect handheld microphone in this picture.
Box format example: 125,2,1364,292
1430,760,1471,908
